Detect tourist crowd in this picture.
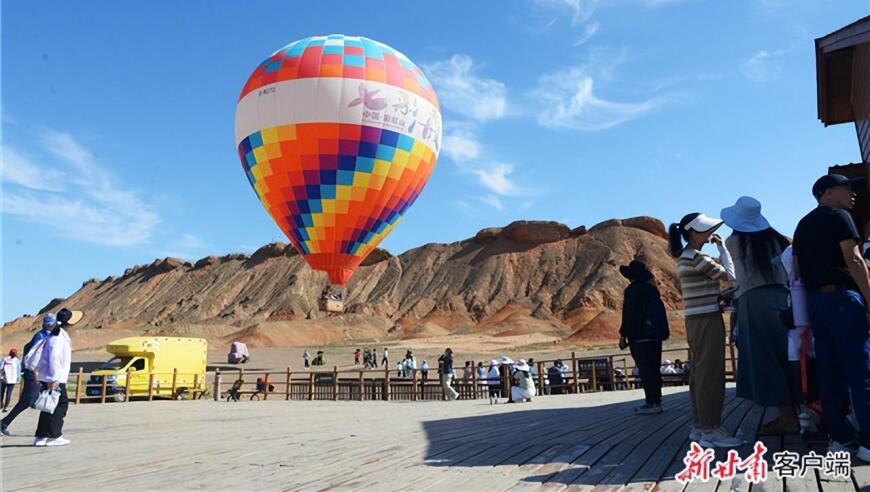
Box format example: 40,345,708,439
614,173,870,460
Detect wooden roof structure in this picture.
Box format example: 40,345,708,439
816,15,870,126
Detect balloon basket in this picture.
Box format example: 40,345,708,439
319,298,344,314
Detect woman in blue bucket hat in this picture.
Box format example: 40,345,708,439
722,196,801,435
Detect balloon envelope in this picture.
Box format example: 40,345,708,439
235,35,441,285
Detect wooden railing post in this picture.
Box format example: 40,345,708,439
193,374,200,399
74,367,83,404
263,372,270,400
171,368,178,399
100,375,108,404
501,366,510,399
125,368,132,402
308,372,315,401
384,366,391,401
358,371,364,401
412,369,418,401
213,369,221,402
729,341,737,381
537,361,545,396
472,363,479,399
148,371,155,401
332,367,339,401
609,356,616,391
285,368,291,400
591,361,598,392
622,357,631,389
571,352,580,393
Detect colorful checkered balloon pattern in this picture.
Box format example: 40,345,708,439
235,35,441,285
239,35,438,109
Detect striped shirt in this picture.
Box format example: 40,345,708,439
677,247,734,317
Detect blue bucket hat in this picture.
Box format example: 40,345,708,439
42,312,57,329
721,196,771,233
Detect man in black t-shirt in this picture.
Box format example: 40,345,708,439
794,173,870,460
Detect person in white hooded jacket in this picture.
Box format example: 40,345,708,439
33,308,80,447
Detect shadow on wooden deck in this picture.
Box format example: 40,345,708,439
421,388,869,490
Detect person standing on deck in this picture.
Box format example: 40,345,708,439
303,350,310,369
669,212,742,448
462,361,473,385
1,313,56,436
618,259,669,415
354,348,361,365
439,348,459,401
1,349,21,412
794,174,870,461
405,351,417,380
487,360,501,404
721,196,801,435
32,308,80,446
381,347,389,368
420,360,429,383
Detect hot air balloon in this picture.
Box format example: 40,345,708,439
235,35,441,311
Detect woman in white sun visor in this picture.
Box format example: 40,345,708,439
668,212,741,448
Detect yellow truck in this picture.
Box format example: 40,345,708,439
87,337,207,402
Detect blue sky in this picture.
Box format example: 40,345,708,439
2,1,867,321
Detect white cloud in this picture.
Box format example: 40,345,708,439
424,55,508,122
740,49,786,82
531,0,592,25
471,163,526,197
1,146,65,191
479,195,505,211
573,21,600,46
442,124,482,163
2,131,159,246
533,68,659,130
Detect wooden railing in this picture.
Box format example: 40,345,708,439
49,342,737,405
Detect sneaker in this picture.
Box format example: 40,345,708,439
829,440,857,454
0,423,9,436
45,436,70,447
699,429,743,448
689,426,703,441
857,446,870,463
635,403,663,414
33,437,47,447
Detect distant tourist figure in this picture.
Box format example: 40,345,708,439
420,360,429,382
405,351,417,380
31,308,81,446
527,358,537,381
618,259,669,415
439,349,458,401
395,361,405,378
722,196,800,434
313,350,324,366
381,347,389,368
548,360,566,395
510,359,536,403
476,362,486,388
487,360,501,404
303,350,311,368
1,313,56,436
372,348,378,369
363,348,372,369
794,174,870,460
1,348,21,412
669,212,742,448
354,348,361,365
227,341,249,364
462,361,473,385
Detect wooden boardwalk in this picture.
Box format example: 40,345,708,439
1,386,867,490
